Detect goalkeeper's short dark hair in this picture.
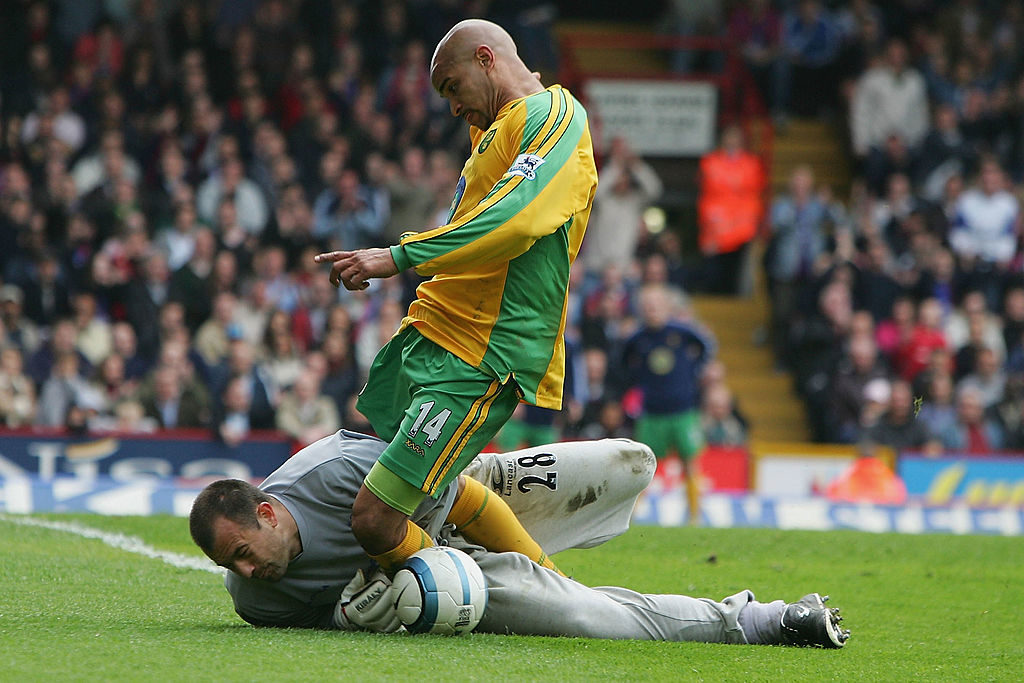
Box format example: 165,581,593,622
189,479,273,553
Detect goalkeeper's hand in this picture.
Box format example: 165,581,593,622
332,567,403,632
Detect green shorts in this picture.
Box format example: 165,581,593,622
636,410,704,461
357,326,521,497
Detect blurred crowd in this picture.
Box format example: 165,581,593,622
724,0,1024,454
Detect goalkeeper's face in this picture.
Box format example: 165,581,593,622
208,504,292,582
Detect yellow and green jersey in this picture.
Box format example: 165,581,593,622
389,85,597,409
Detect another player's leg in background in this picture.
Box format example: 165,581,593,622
677,409,705,526
681,457,701,526
635,413,678,491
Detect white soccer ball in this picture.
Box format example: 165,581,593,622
392,546,487,635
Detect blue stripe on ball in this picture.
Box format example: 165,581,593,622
405,557,437,634
446,549,472,606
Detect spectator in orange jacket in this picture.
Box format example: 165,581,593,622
697,125,766,295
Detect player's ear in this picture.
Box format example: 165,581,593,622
476,46,494,70
257,501,277,527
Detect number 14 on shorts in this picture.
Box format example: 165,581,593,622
408,401,452,447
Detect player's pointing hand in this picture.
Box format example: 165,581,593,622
315,248,400,290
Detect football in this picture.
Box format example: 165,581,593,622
392,546,488,635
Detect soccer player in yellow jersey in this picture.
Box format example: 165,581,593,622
315,20,598,577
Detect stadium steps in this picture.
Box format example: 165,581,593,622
692,294,811,442
554,21,667,76
770,118,851,195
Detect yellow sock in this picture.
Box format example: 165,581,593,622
368,519,434,574
447,476,564,576
684,466,701,526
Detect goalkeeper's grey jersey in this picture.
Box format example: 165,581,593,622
225,430,458,628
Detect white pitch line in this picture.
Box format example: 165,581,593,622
1,514,225,575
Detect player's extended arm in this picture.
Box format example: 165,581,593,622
314,247,398,291
392,89,593,276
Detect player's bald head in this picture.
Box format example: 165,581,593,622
431,19,517,74
430,19,542,129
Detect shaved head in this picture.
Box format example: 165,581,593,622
430,19,542,130
431,19,518,73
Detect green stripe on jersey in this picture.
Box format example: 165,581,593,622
401,102,586,266
519,89,560,154
537,89,569,151
481,221,572,404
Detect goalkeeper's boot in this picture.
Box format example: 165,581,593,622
780,593,850,648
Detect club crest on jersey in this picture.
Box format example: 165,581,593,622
508,153,545,180
477,129,496,154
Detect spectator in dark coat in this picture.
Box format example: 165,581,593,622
137,364,209,428
318,329,361,428
863,380,938,454
22,252,72,327
123,250,172,361
27,318,91,388
207,338,276,430
827,334,890,443
168,227,218,333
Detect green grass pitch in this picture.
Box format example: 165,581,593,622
2,514,1022,682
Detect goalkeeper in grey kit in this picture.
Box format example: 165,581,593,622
189,431,849,647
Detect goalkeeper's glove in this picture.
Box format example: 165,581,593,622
332,567,403,632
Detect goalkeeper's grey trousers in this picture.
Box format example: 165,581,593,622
448,535,754,643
